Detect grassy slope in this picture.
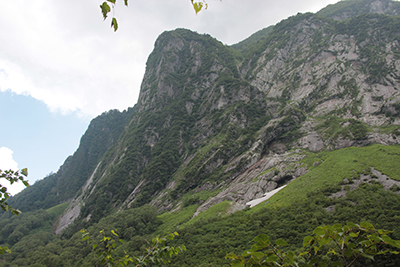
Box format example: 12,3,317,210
2,145,400,266
263,144,400,208
162,144,400,226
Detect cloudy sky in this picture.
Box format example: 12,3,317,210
0,0,340,195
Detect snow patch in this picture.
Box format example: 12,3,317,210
246,185,287,208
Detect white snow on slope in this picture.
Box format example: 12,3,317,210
246,185,287,208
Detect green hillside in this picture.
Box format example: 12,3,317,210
2,0,400,266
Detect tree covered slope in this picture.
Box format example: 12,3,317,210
2,0,400,266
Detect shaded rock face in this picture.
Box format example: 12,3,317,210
249,18,400,124
191,151,308,218
55,1,400,231
318,0,400,21
326,167,400,207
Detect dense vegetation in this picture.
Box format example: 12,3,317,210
317,0,400,19
8,108,134,212
1,145,400,266
2,0,400,266
1,177,400,266
57,1,400,229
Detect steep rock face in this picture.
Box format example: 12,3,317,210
64,29,266,225
54,0,400,231
318,0,400,21
248,13,400,120
10,109,133,213
243,12,400,151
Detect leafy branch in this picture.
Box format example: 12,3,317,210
227,222,400,267
81,229,186,266
0,168,29,215
99,0,211,31
0,168,29,255
191,0,208,14
302,222,400,267
226,234,297,267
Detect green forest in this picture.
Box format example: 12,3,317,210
2,0,400,266
1,145,400,266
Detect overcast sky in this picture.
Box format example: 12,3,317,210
0,0,340,195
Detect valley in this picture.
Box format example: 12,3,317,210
2,0,400,266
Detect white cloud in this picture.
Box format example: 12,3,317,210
0,1,144,117
0,147,18,170
0,147,27,196
0,0,343,195
0,0,339,118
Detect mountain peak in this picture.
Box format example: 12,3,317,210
318,0,400,20
9,0,400,238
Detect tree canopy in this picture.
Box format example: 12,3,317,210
0,168,28,254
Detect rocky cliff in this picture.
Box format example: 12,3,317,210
48,0,400,233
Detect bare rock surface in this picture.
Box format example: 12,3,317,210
329,167,400,200
192,151,307,218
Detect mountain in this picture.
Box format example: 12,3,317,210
2,0,400,266
317,0,400,20
9,108,134,212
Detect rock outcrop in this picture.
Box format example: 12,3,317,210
54,0,400,232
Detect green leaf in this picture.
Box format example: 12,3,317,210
111,229,118,237
314,226,325,237
381,235,400,248
241,250,252,257
0,246,11,255
360,222,374,230
299,251,309,256
21,168,28,177
275,238,289,247
265,254,279,262
111,17,118,31
303,235,313,247
11,209,21,216
333,223,343,231
231,262,245,267
168,233,175,240
191,1,204,14
369,234,383,243
362,253,375,260
100,2,111,20
349,232,359,238
328,248,337,255
253,234,270,244
286,251,295,261
347,222,358,229
319,236,331,246
344,248,353,258
253,251,264,259
107,0,116,3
